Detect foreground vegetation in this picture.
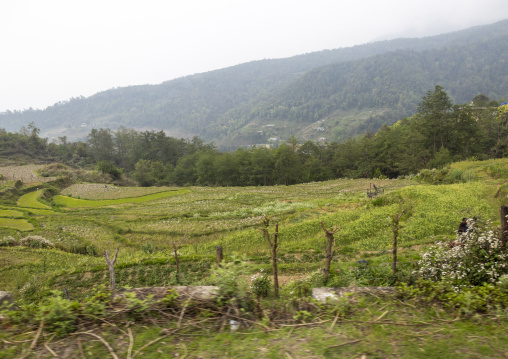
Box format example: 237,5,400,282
2,288,508,358
0,157,508,357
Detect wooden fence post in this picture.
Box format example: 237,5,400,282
173,242,181,284
259,216,279,297
320,222,340,285
105,248,119,293
501,206,508,247
390,210,406,276
216,246,223,267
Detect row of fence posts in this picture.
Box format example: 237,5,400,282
98,218,337,298
65,205,508,299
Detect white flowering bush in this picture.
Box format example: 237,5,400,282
19,235,54,249
417,219,508,286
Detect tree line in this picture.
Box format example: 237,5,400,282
1,87,507,187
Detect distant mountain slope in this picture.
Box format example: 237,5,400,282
246,35,508,143
1,19,508,147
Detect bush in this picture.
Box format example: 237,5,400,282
209,259,248,300
415,168,449,184
37,291,79,337
39,163,70,177
80,285,110,317
142,242,156,254
282,271,323,298
0,236,19,247
250,271,271,297
442,168,464,184
207,256,255,310
416,218,508,287
398,279,508,314
96,161,122,180
19,235,54,249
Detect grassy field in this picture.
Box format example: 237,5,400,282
0,209,24,217
0,162,503,297
1,159,508,357
0,218,33,231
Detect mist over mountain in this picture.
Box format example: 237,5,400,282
1,19,508,149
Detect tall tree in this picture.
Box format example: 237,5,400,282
415,85,453,155
87,128,115,162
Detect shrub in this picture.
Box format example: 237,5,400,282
282,271,323,298
37,291,79,337
80,285,110,318
19,277,47,303
207,256,253,308
398,279,508,314
416,219,508,287
250,271,271,297
19,235,54,249
442,168,464,184
0,236,19,247
39,163,70,177
142,242,156,254
96,161,122,180
415,168,448,184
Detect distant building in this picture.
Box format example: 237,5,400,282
80,123,87,128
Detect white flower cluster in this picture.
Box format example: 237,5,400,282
19,235,54,248
417,219,508,286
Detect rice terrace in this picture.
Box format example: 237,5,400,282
4,9,508,358
1,158,508,358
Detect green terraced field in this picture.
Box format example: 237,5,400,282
53,189,190,208
0,209,24,217
0,218,33,231
16,191,51,209
0,159,506,303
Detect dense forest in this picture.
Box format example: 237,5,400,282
1,87,507,187
1,20,508,149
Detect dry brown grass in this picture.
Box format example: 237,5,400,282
0,165,56,183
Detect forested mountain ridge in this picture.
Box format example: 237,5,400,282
2,19,508,148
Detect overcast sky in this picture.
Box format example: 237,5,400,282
1,0,508,112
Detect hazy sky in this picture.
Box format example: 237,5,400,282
1,0,508,112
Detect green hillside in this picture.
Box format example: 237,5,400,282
1,20,508,148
